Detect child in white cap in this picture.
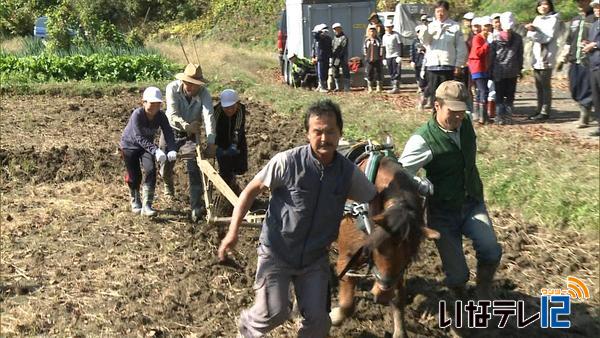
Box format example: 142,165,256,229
120,87,177,216
213,89,248,192
382,19,403,93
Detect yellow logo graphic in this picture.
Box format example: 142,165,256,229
566,276,590,300
541,276,590,301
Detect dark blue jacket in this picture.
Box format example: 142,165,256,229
312,31,333,61
490,32,524,80
120,107,176,154
589,18,600,70
214,103,248,176
410,38,426,66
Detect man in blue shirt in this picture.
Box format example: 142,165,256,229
218,100,376,337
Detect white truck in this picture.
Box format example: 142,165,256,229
283,0,377,86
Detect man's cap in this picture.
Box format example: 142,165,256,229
368,12,378,20
490,13,501,19
420,14,428,21
220,89,239,108
426,16,433,22
463,12,475,20
384,19,394,27
142,86,163,103
332,22,342,29
592,0,599,7
175,64,207,85
435,81,468,111
367,23,377,30
312,23,327,32
500,12,515,30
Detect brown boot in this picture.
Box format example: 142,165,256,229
487,100,496,119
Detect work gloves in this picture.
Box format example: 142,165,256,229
216,145,240,158
155,149,177,163
184,121,201,134
413,176,434,197
155,149,167,163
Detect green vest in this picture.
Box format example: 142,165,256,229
416,115,484,210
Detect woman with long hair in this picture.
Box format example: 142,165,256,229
526,0,560,121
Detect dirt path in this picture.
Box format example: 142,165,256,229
1,91,598,337
512,76,599,143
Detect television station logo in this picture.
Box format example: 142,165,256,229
439,276,591,329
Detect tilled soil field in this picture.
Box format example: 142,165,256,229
0,92,598,337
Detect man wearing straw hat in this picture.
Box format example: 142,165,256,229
160,63,216,222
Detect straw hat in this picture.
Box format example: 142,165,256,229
175,63,208,85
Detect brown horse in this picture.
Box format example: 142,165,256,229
330,155,439,338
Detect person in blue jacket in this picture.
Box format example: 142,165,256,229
120,87,177,217
583,0,600,136
312,24,333,92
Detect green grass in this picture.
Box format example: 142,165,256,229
477,128,599,230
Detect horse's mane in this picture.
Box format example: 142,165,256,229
371,157,424,260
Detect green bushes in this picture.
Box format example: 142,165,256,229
164,0,284,45
0,52,180,83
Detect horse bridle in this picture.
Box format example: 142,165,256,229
338,141,407,291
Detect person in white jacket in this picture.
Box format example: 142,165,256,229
419,0,467,109
526,0,560,121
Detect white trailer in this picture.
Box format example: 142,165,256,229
393,3,432,49
283,0,376,86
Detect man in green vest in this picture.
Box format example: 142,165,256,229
399,80,502,299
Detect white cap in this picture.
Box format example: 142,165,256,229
312,23,327,32
142,86,162,103
332,22,342,29
420,14,428,21
384,19,394,27
500,12,515,30
463,12,475,20
479,16,492,26
592,0,599,7
490,13,501,19
220,89,239,108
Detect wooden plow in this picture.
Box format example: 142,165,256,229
195,143,265,227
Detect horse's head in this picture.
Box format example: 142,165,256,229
358,157,433,304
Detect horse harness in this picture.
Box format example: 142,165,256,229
338,141,403,291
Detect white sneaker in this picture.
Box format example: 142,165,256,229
141,205,157,217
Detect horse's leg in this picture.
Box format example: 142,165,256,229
392,271,408,338
330,275,357,326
